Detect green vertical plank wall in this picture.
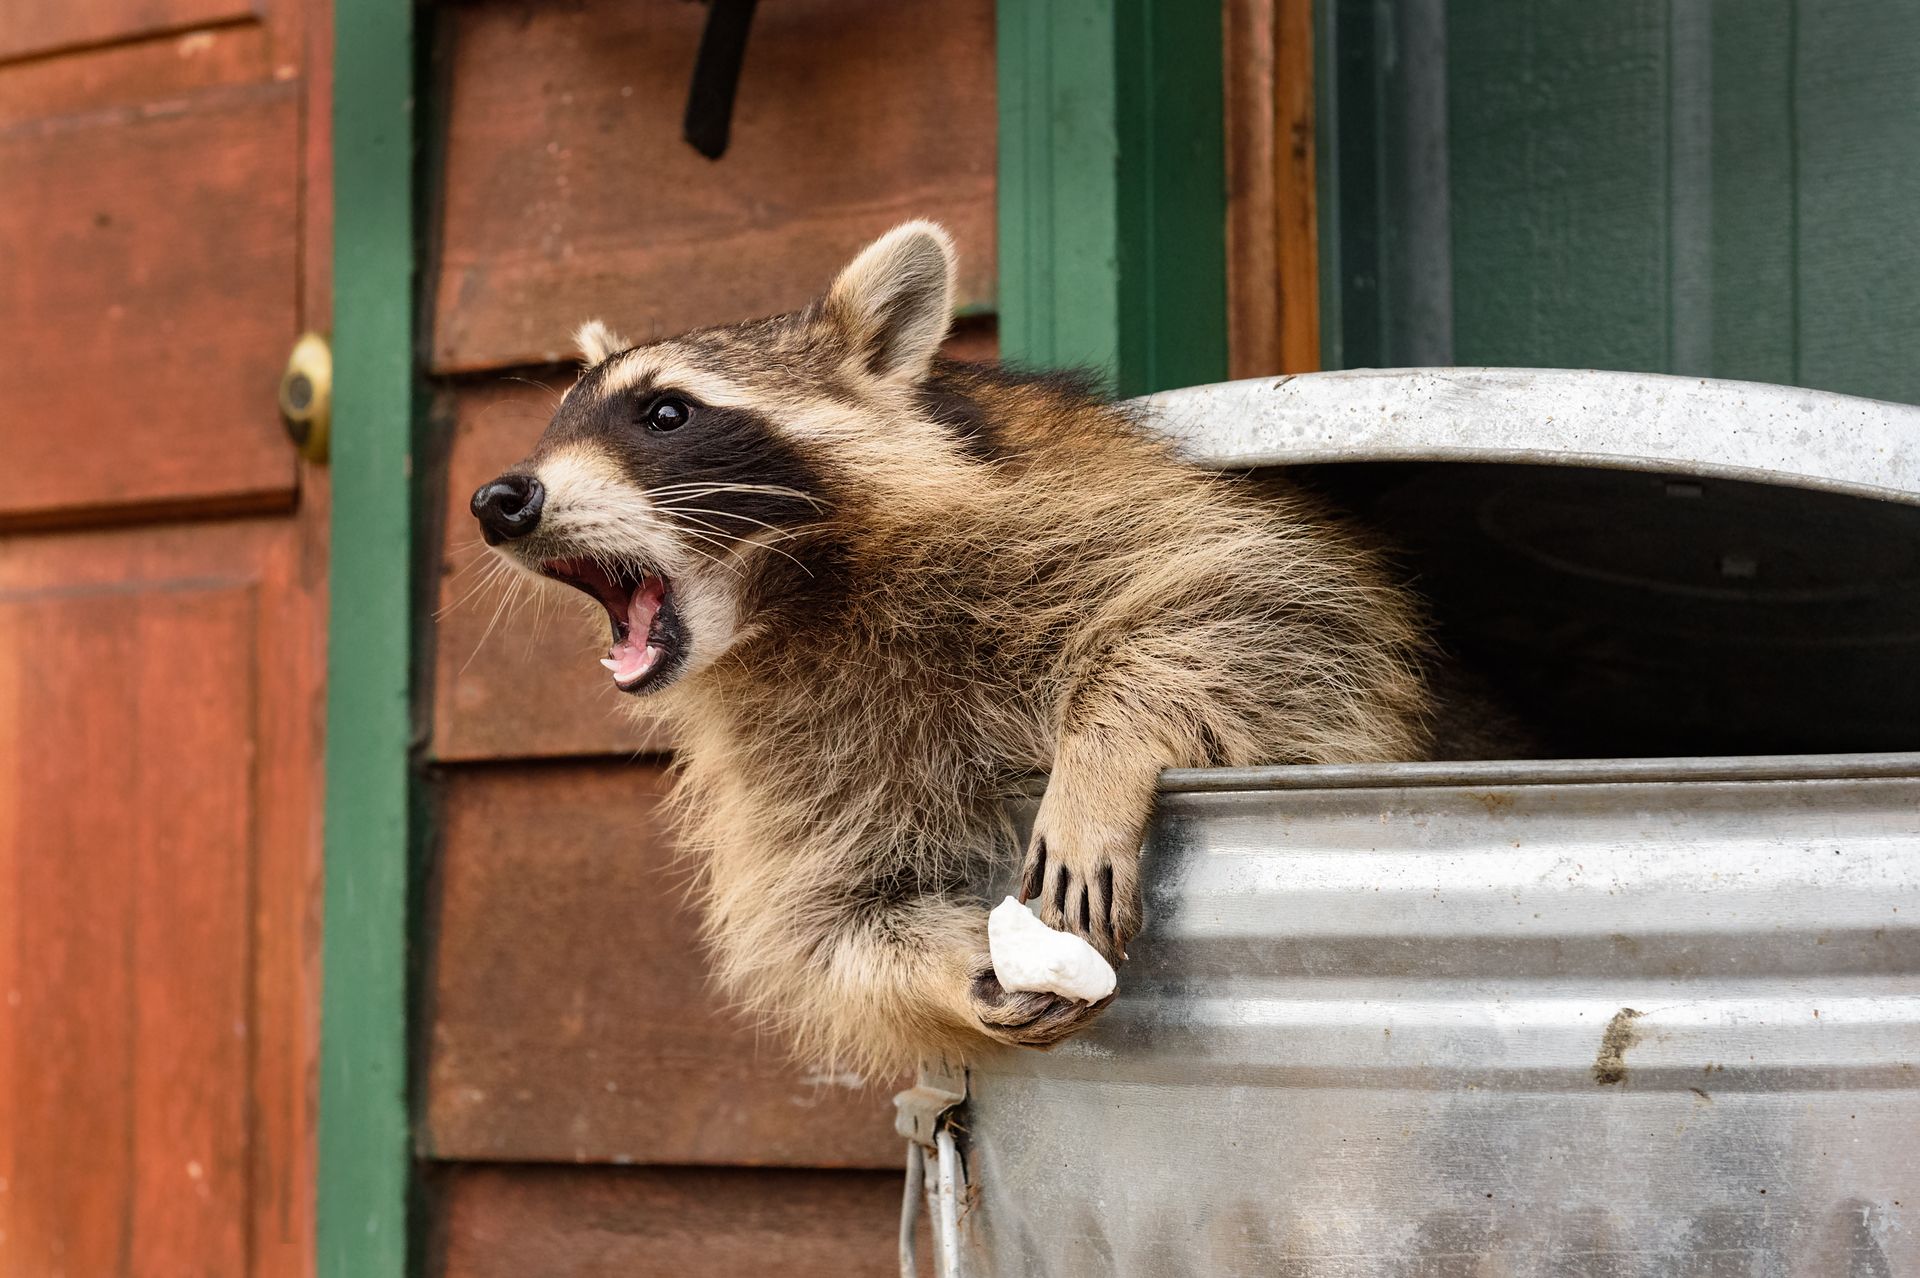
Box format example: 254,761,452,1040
997,0,1228,397
1322,0,1920,405
320,0,417,1272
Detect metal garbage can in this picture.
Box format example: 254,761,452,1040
899,369,1920,1278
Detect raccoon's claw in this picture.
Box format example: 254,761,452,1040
1018,835,1139,960
968,962,1112,1049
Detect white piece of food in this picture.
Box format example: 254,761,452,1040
987,895,1117,1003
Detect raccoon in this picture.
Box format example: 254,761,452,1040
471,222,1444,1076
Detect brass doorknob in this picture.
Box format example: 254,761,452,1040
279,331,332,464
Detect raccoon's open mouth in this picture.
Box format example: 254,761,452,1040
538,557,683,694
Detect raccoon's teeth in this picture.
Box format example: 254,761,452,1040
604,635,660,686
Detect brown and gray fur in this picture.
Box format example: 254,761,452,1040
479,223,1450,1077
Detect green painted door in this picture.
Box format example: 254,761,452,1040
1321,0,1920,404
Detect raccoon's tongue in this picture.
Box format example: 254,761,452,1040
598,576,665,686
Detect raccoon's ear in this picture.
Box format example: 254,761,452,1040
826,221,956,385
573,319,629,367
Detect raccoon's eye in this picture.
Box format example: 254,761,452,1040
644,396,693,433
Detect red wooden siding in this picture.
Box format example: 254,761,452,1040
0,0,260,63
436,1166,906,1278
424,764,901,1168
430,0,997,375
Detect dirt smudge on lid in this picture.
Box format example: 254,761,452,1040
1592,1007,1645,1085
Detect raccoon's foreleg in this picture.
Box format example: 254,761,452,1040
1017,724,1172,959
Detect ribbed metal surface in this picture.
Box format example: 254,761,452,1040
958,757,1920,1276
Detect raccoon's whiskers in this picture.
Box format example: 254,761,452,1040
445,534,493,562
463,568,529,673
651,503,801,542
437,554,518,620
675,519,814,575
578,535,744,580
653,504,813,574
647,481,827,510
438,536,515,598
520,573,563,655
499,374,565,411
665,526,758,577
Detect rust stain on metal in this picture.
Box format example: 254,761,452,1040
1592,1007,1645,1085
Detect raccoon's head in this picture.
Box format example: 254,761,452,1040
472,221,961,696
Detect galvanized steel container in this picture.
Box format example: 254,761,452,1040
899,371,1920,1277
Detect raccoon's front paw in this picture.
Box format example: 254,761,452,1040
1018,818,1142,961
968,961,1111,1049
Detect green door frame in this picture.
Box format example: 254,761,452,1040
318,0,418,1272
996,0,1231,396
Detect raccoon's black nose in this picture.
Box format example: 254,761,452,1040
472,474,544,544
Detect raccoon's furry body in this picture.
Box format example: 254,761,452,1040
477,224,1446,1076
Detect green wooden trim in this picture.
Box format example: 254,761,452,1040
996,0,1228,397
997,1,1121,381
319,0,418,1271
